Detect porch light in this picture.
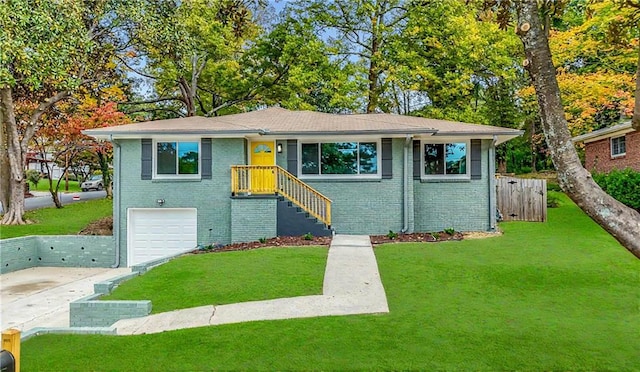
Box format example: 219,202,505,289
156,199,165,206
277,143,283,153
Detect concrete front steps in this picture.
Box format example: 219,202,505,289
277,197,332,237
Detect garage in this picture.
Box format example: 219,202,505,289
127,208,197,266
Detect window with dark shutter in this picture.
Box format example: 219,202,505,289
287,140,298,176
381,138,393,179
141,139,152,180
413,140,421,180
201,138,212,179
470,139,482,180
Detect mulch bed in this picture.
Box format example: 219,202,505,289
77,217,465,252
191,235,333,254
370,231,464,245
79,216,113,235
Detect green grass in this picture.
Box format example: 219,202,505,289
29,180,81,192
0,199,112,238
102,247,329,313
21,193,640,371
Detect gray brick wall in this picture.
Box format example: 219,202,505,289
116,138,246,266
113,136,495,261
0,236,38,274
304,138,406,235
413,140,492,232
1,236,115,274
38,236,115,267
70,294,151,327
231,197,277,243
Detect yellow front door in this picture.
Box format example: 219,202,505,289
250,141,276,194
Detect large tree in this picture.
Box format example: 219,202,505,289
121,0,263,118
0,0,144,224
514,0,640,258
291,0,410,113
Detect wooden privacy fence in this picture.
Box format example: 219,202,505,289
496,177,547,222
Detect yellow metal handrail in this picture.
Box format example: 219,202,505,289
231,165,332,226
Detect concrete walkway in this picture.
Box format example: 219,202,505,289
114,235,389,335
1,267,131,331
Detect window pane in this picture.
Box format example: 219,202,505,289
301,143,319,174
612,136,626,155
322,142,357,174
359,142,378,174
424,144,444,175
157,142,177,174
446,143,467,174
178,142,199,174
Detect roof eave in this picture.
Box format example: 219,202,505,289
572,122,634,143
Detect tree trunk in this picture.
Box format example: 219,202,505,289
1,87,68,224
516,1,640,258
0,87,10,212
0,87,27,224
633,35,640,131
366,15,380,114
46,173,64,209
97,151,112,199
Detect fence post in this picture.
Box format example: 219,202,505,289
2,328,20,372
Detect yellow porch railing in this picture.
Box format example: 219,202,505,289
231,165,332,226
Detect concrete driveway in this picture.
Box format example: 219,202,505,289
1,267,130,332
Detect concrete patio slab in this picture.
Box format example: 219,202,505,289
1,267,130,332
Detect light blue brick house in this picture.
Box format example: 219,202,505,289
85,107,522,266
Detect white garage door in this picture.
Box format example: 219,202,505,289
128,208,197,266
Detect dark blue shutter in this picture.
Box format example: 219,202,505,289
381,138,393,179
201,138,212,179
141,139,152,180
413,140,421,179
470,139,482,180
287,140,298,176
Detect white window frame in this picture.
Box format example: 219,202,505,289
298,138,382,179
421,139,471,180
610,135,626,157
153,139,201,179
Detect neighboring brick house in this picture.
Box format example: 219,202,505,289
84,108,522,267
572,122,639,173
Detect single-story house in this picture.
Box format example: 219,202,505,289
572,121,639,173
84,107,522,267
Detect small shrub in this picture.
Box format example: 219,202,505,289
303,232,313,241
547,193,560,208
258,237,268,244
26,169,41,188
386,230,398,240
431,232,440,240
547,182,562,192
444,228,455,235
593,168,640,211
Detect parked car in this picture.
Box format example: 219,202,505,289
81,175,103,191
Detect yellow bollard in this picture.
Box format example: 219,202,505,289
2,328,20,372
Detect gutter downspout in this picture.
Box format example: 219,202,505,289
111,136,121,268
401,135,413,233
489,135,498,231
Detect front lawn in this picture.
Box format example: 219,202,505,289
0,199,112,239
21,193,640,370
102,247,329,313
29,180,81,193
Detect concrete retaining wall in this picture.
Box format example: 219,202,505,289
68,251,186,328
70,293,151,327
1,235,115,274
